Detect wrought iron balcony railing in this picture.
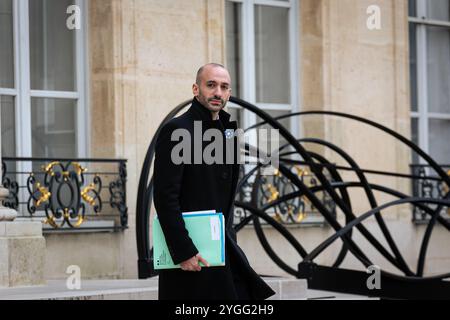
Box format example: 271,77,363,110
1,157,128,232
410,164,450,223
234,164,336,227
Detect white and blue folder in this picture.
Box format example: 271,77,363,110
153,210,225,270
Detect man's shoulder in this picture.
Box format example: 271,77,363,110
157,110,195,141
161,112,193,131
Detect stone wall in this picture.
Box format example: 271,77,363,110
76,0,225,279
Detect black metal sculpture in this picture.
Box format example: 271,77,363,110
136,97,450,299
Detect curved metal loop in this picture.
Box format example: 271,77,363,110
303,197,450,282
136,96,450,296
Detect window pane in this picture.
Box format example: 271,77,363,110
1,95,15,157
408,0,417,17
409,23,418,112
0,0,14,88
227,107,242,124
426,0,450,22
259,110,291,149
255,5,290,104
31,98,76,159
411,117,419,164
29,0,76,91
226,1,242,98
429,119,450,164
426,26,450,114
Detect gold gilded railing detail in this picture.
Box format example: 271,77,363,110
29,162,101,228
81,181,98,206
35,181,51,207
256,165,335,224
267,184,279,203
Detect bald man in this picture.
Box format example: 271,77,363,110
153,63,275,300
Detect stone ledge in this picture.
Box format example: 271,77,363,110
0,278,307,300
0,222,43,237
265,278,308,300
0,277,377,300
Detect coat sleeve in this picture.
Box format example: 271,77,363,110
153,121,199,265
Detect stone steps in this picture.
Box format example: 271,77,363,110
0,277,308,300
0,277,378,300
306,289,379,300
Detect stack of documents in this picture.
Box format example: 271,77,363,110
153,210,225,270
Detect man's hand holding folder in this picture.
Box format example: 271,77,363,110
180,253,210,272
153,210,226,270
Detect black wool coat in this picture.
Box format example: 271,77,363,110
153,98,275,300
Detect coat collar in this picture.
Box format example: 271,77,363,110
188,98,236,129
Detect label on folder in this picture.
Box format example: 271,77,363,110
210,216,220,241
153,210,225,270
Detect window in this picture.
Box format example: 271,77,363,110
0,0,16,162
225,0,300,139
0,0,88,164
226,0,314,226
409,0,450,165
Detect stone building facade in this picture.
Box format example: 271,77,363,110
0,0,449,281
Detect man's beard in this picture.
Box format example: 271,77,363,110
198,89,226,109
207,97,225,108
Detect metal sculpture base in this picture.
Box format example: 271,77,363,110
298,262,450,300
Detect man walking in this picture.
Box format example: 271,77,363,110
153,63,275,300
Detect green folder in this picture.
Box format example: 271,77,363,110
153,210,225,270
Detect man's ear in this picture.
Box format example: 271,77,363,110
192,83,199,96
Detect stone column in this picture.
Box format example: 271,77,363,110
0,100,46,287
